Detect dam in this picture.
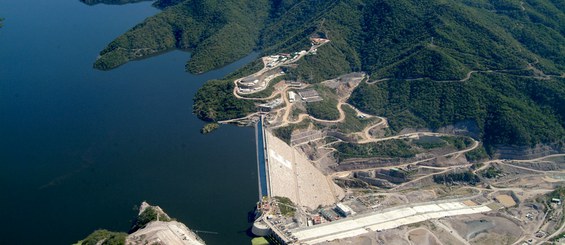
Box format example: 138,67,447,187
252,116,273,238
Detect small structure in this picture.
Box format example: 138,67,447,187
238,76,262,90
310,38,329,45
286,80,302,87
258,98,283,112
335,203,355,217
251,220,271,237
288,91,297,103
312,215,322,225
552,198,562,205
298,89,323,103
307,219,313,227
320,209,338,222
290,130,325,146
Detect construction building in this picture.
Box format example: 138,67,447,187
288,91,297,103
286,80,302,87
298,89,323,102
258,98,283,112
335,203,355,217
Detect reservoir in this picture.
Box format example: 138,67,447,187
0,1,258,244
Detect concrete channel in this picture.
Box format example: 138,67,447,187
256,116,270,199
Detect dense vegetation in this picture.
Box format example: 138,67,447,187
548,186,565,201
192,59,263,121
336,136,472,160
386,168,415,180
413,136,449,149
193,79,255,122
353,0,565,148
200,122,219,134
272,120,311,144
482,166,503,178
465,145,489,161
433,171,480,185
78,203,179,245
350,75,565,149
98,0,565,149
305,86,340,121
336,140,418,160
273,126,294,145
274,196,296,217
130,207,171,232
79,230,127,245
441,136,473,150
334,105,378,134
93,0,269,73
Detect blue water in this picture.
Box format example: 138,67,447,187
0,1,259,244
256,117,268,198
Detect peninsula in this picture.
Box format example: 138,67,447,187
76,202,205,245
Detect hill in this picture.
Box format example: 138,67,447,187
350,0,565,148
94,0,565,149
92,0,268,73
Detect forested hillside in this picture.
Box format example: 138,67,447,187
349,0,565,148
94,0,565,148
93,0,269,73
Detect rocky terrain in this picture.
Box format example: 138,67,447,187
76,201,204,245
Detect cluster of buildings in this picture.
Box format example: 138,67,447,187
252,87,324,112
258,98,284,112
238,71,286,93
236,38,330,96
297,89,323,103
317,203,355,223
266,51,306,68
254,200,357,244
266,54,288,68
285,88,325,115
310,37,329,46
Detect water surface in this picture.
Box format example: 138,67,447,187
0,1,258,244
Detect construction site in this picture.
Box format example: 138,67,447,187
224,38,565,245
